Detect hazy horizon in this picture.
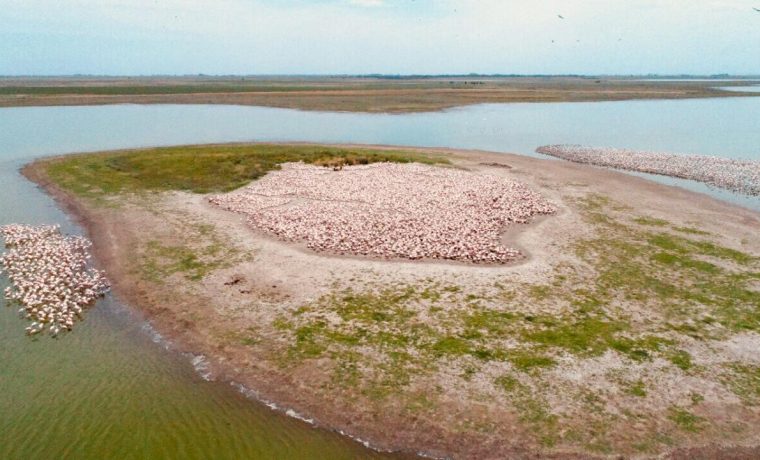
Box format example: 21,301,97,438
2,0,760,76
3,73,760,79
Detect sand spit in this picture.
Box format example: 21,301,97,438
536,144,760,196
0,224,110,336
209,162,556,263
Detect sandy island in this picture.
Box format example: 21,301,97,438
21,143,760,459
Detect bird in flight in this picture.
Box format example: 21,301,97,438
754,7,760,11
558,14,564,19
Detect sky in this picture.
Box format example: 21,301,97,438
1,0,759,76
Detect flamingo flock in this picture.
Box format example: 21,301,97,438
536,144,760,196
0,224,110,336
209,162,556,264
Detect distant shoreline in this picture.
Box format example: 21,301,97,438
2,76,758,113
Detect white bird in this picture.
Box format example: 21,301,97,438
1,224,110,336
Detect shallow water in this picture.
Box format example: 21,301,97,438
716,85,760,93
1,97,758,209
1,98,759,459
0,158,399,459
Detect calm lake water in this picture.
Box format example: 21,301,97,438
1,98,759,459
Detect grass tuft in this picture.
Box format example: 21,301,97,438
626,380,648,397
668,407,705,432
724,364,760,405
667,350,693,371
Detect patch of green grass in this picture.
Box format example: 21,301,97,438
272,317,292,331
626,380,648,397
667,350,693,371
690,240,755,265
462,308,518,337
333,288,418,324
140,239,232,281
508,351,556,371
521,315,667,362
651,252,720,274
43,144,448,198
513,393,560,447
611,336,669,361
460,365,478,381
575,199,760,336
403,392,436,414
634,216,669,227
632,432,674,453
292,322,328,358
135,219,242,282
494,374,519,392
239,336,259,346
580,389,607,413
673,226,710,236
578,193,613,212
647,233,688,253
430,336,472,357
140,243,196,279
331,350,363,388
216,327,261,347
668,406,705,432
689,392,704,405
666,322,706,340
724,364,760,405
523,316,625,356
528,284,552,300
569,289,605,313
362,350,419,400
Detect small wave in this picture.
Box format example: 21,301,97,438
285,408,314,424
229,381,446,457
190,354,214,381
140,322,171,349
336,428,371,448
231,381,285,413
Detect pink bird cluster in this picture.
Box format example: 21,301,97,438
0,224,110,336
537,144,760,196
209,162,556,263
